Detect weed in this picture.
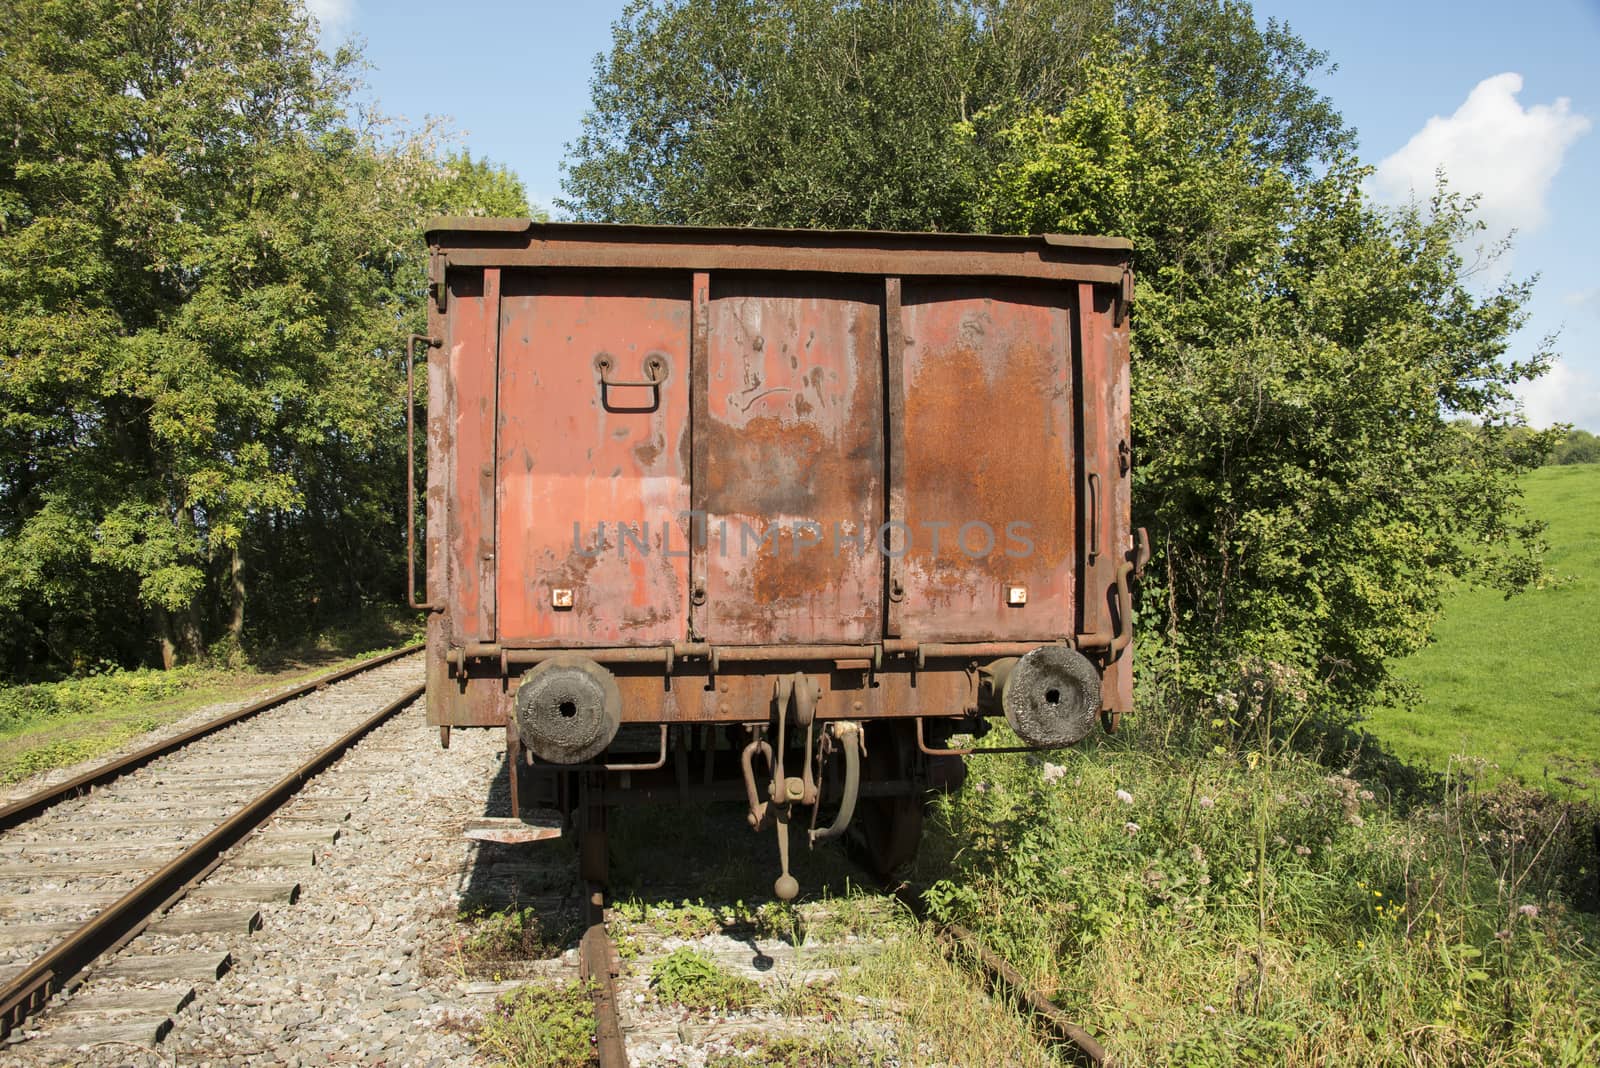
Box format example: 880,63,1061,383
706,1033,870,1067
909,722,1600,1065
762,976,844,1019
612,896,806,943
648,947,759,1011
474,979,596,1068
457,905,577,963
839,933,1058,1067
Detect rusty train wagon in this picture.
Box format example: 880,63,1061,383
412,220,1140,899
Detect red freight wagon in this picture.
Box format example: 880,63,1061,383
410,220,1141,897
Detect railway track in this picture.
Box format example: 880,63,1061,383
575,887,1111,1068
576,831,1113,1061
0,646,423,1047
0,646,1112,1065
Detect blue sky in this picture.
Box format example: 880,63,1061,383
313,0,1600,430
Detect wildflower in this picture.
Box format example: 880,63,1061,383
1358,789,1375,802
1123,821,1140,836
1294,845,1311,857
1116,789,1134,805
1042,763,1067,784
1197,795,1215,809
1203,1004,1218,1015
974,781,989,793
1347,813,1365,828
1518,904,1540,919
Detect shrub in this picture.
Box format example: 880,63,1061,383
475,979,596,1068
648,947,759,1011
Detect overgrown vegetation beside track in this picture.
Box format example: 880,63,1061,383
913,717,1600,1066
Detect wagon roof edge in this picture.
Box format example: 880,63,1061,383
422,217,1133,255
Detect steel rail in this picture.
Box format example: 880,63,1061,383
939,922,1112,1067
893,884,1112,1066
0,681,426,1039
0,644,422,833
580,888,629,1068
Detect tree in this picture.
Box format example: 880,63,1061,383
562,0,1112,227
972,50,1552,712
0,0,529,675
1550,428,1600,466
561,0,1351,229
562,0,1555,722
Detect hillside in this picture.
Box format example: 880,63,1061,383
1374,463,1600,795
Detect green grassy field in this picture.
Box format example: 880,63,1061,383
1373,463,1600,796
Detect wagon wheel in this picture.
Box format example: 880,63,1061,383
848,722,926,879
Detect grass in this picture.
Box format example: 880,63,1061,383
1374,463,1600,795
453,905,581,973
476,979,597,1068
0,607,420,786
910,717,1600,1067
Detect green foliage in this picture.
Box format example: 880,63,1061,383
974,49,1550,722
0,665,200,735
430,150,536,219
0,625,414,782
916,734,1600,1064
612,896,802,942
705,1035,853,1067
476,979,597,1068
563,0,1109,226
648,947,760,1010
0,2,530,679
563,0,1347,227
457,905,577,964
1549,428,1600,466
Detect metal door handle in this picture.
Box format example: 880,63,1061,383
1086,472,1101,565
594,353,669,412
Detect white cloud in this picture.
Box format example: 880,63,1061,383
305,0,355,36
1371,73,1590,239
1516,359,1600,430
1564,286,1600,311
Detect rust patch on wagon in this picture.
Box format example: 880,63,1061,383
903,336,1070,575
898,285,1076,641
702,278,883,642
632,432,664,467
